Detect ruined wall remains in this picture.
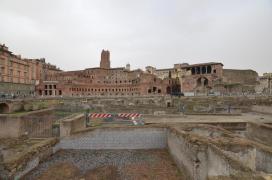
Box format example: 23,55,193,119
0,82,35,97
167,126,270,180
60,114,85,137
56,127,167,150
0,138,58,179
246,122,272,146
251,105,272,115
223,69,258,85
167,128,208,179
256,148,272,173
56,122,272,179
0,116,21,138
0,108,54,138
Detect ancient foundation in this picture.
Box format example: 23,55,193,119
10,123,271,180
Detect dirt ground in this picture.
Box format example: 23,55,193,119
24,149,182,180
0,137,43,163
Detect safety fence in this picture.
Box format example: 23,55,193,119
86,113,143,127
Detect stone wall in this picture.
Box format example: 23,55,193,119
251,105,272,115
167,126,268,180
223,69,258,85
0,82,35,97
167,128,245,180
0,116,21,138
0,108,54,138
0,101,24,114
56,127,167,150
60,114,86,137
0,138,58,179
256,148,272,173
246,122,272,146
167,129,208,180
18,123,270,180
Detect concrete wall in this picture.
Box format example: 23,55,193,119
56,127,167,150
0,108,54,138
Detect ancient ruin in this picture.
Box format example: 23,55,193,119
0,96,272,179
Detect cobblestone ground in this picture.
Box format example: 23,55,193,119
24,149,182,180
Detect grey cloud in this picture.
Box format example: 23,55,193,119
0,0,271,74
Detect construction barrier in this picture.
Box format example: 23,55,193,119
89,113,141,118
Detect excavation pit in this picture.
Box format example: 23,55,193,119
1,124,272,180
25,149,182,180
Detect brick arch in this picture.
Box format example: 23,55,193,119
0,103,9,114
196,77,209,87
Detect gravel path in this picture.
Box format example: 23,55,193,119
25,149,178,179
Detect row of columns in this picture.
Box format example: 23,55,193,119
191,66,212,75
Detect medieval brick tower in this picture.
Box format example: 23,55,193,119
100,50,110,69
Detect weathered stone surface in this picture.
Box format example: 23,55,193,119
57,127,167,150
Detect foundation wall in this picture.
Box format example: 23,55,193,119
0,138,58,180
55,125,272,179
206,147,238,177
167,128,262,180
246,122,272,146
256,149,272,173
60,114,85,137
251,105,272,114
167,130,208,180
0,117,21,138
220,147,256,171
56,128,167,150
0,108,54,138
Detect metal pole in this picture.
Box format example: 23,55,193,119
268,77,272,95
85,108,90,127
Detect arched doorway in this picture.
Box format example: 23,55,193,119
197,77,209,88
0,103,9,114
195,77,210,95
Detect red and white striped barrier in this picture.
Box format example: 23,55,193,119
89,113,142,118
89,113,112,118
118,113,141,118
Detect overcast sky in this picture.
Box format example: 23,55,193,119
0,0,271,74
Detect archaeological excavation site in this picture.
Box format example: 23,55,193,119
1,96,272,180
